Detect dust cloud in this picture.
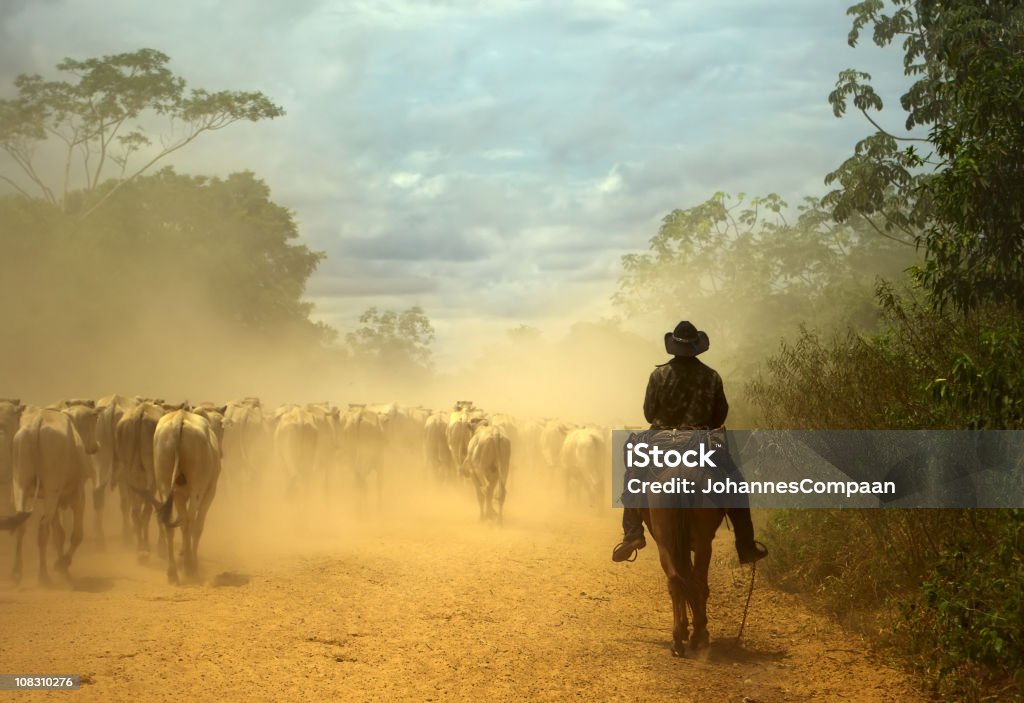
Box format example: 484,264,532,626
0,207,759,426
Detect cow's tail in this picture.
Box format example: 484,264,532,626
101,403,118,491
0,511,32,532
127,409,142,492
157,412,185,529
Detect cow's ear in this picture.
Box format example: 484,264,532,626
17,404,26,413
217,405,227,414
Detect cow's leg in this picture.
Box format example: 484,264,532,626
37,495,58,586
496,478,507,525
140,501,153,557
92,479,106,551
164,520,179,585
118,481,133,545
177,490,199,580
57,490,85,575
190,483,217,578
484,477,497,521
12,518,28,584
130,494,143,553
50,507,67,573
472,474,486,520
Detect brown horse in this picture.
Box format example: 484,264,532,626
626,427,730,656
640,502,726,656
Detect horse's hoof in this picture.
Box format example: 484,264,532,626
137,552,150,565
167,568,179,585
11,568,22,585
55,556,71,573
671,643,687,658
689,630,710,651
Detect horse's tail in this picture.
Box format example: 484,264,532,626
662,498,694,588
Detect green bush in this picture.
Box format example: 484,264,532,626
748,292,1024,700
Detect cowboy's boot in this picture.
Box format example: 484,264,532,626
728,507,768,564
612,507,646,562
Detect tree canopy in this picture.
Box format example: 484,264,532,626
0,168,331,397
824,0,1024,313
346,306,436,373
0,48,284,217
614,191,917,379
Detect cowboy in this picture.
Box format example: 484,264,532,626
612,320,769,564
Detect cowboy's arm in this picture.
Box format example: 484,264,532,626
711,374,729,427
643,371,659,424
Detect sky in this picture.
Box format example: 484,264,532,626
0,0,914,369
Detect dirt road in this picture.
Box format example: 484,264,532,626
0,479,925,702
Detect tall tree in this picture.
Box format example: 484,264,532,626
615,192,915,379
346,306,436,371
0,48,284,216
0,169,331,397
825,1,1024,313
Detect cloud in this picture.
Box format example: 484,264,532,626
0,0,920,368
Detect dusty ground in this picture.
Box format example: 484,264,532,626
0,470,927,703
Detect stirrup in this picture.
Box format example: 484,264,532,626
738,540,768,564
612,542,639,562
612,536,645,563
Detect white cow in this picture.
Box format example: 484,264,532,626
221,398,270,496
9,402,100,584
273,406,319,497
424,411,453,482
152,410,221,584
94,393,139,546
560,426,608,508
0,398,25,513
447,402,484,477
340,405,386,511
464,425,512,523
115,401,166,558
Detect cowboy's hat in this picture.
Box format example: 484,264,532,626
664,320,709,356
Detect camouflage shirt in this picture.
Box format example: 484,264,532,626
643,356,729,429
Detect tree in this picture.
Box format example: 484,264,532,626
824,1,1024,313
507,325,542,344
0,168,331,397
346,306,435,370
614,191,915,380
0,48,284,217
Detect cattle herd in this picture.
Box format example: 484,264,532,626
0,396,611,586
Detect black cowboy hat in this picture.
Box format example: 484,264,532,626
664,321,709,357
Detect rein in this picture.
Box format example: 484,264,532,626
735,560,757,645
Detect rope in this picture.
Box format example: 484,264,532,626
735,560,757,645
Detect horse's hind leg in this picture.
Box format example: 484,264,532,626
689,542,713,650
667,573,690,656
657,545,689,656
